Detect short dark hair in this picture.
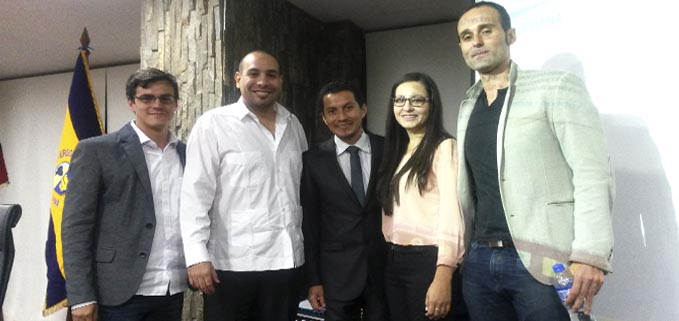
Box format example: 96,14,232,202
125,68,179,101
238,50,281,74
315,80,366,114
462,1,512,31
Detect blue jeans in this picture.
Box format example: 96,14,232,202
98,292,183,321
462,241,569,321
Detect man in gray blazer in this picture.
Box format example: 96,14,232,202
62,68,186,321
455,2,614,321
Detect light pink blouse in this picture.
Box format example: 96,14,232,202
382,138,465,267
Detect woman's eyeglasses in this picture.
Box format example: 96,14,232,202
392,96,430,107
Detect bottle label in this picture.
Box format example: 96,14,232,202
556,286,571,302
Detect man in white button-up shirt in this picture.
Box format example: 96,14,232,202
180,50,308,321
62,68,186,321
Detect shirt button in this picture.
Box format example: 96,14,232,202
145,223,153,229
139,252,147,259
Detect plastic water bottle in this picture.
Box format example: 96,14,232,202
552,263,597,321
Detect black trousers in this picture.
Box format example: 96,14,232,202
204,267,303,321
324,274,388,321
98,292,183,321
384,244,468,321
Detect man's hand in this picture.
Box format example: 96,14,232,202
188,261,220,295
425,265,453,320
71,303,97,321
566,262,604,315
307,285,326,311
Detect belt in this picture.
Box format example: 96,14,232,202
387,242,437,253
477,240,514,248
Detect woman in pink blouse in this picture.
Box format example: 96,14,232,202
376,72,467,321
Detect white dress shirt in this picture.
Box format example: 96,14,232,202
180,98,308,272
131,121,187,296
334,131,371,193
71,122,186,310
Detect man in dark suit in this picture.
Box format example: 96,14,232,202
62,68,186,321
302,81,388,321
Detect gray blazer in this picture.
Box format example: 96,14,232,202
62,123,186,306
457,62,614,285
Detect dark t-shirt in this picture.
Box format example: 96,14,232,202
464,88,512,241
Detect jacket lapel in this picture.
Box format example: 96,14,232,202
365,133,382,204
496,62,518,172
177,141,186,168
319,138,361,206
458,83,480,195
118,123,154,206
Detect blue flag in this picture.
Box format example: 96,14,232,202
43,46,104,316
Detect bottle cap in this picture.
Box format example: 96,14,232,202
552,263,566,273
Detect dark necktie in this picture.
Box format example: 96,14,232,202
346,146,366,206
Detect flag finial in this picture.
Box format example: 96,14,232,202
80,27,90,48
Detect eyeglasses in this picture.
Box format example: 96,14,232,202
134,94,177,104
392,96,430,107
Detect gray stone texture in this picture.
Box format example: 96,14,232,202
141,0,223,141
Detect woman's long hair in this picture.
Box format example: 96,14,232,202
377,72,451,215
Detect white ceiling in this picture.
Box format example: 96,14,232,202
287,0,467,31
0,0,142,81
0,0,468,81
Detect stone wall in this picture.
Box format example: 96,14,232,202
140,0,223,140
221,0,323,140
313,21,367,143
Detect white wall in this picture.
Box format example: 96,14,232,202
365,22,470,136
502,1,678,320
0,63,137,321
103,65,142,132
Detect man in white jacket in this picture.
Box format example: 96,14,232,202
455,2,614,321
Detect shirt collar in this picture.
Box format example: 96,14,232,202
130,120,178,147
335,130,370,156
234,97,291,123
466,60,518,98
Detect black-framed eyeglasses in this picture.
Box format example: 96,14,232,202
392,96,430,107
134,94,177,104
